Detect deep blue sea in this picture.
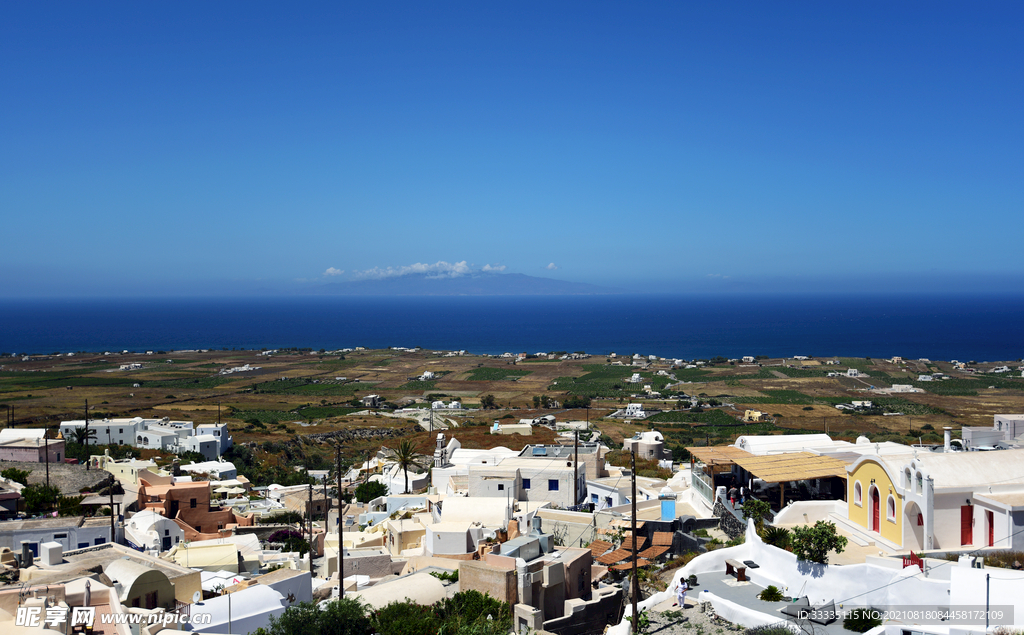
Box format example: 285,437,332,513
1,294,1022,361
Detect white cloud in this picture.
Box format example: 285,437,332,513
545,263,558,270
352,260,473,280
707,273,730,279
481,264,506,273
323,267,345,277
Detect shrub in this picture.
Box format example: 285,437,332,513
744,625,795,635
843,608,883,633
354,480,388,503
761,525,791,550
758,585,784,602
0,468,31,485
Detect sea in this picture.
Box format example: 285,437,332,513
1,294,1023,362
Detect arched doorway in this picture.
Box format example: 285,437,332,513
871,487,881,532
903,501,925,551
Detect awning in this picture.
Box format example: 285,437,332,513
731,452,848,483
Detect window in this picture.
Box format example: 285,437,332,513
28,543,39,557
548,479,559,491
497,484,504,491
56,453,61,461
94,538,105,546
175,537,180,543
78,543,89,549
917,513,924,526
522,479,531,490
591,494,598,503
887,495,897,522
53,533,67,539
190,498,197,508
916,473,923,494
119,429,123,434
164,529,170,536
854,481,863,506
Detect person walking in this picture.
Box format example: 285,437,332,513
728,486,738,506
673,578,689,608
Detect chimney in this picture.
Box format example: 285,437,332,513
21,541,33,568
943,427,952,453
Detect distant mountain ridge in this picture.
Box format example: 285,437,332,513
313,272,621,296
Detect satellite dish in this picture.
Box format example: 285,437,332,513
192,591,202,603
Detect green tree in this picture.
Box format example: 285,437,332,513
23,483,61,515
354,480,388,503
253,598,371,635
267,529,311,556
0,468,31,485
433,590,512,634
741,498,772,533
480,394,497,409
790,520,848,564
384,440,429,494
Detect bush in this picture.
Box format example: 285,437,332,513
259,511,303,525
744,625,795,635
843,608,883,633
0,468,31,485
758,585,784,602
761,525,791,550
254,597,371,635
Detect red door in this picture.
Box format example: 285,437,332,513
871,489,880,532
961,505,973,545
987,510,994,547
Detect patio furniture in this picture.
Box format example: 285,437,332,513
724,558,747,581
742,560,760,569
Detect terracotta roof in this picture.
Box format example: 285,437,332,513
596,549,631,565
639,545,670,560
652,532,674,546
589,540,613,557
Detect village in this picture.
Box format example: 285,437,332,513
0,349,1024,635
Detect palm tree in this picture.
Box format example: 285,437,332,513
385,440,429,494
72,426,97,446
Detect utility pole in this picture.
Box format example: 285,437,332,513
573,430,579,507
336,444,344,596
308,482,315,576
44,428,50,489
630,450,639,635
85,399,90,470
109,480,117,544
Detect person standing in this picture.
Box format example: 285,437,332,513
674,578,689,607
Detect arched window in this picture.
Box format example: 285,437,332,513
916,472,923,494
905,469,912,488
887,495,896,521
854,481,863,506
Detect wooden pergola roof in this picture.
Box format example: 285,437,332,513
687,446,753,467
731,452,848,483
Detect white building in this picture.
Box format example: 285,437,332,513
125,509,185,552
60,416,230,459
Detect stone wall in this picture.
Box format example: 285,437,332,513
714,499,746,539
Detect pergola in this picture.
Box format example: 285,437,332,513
686,446,753,474
731,452,848,508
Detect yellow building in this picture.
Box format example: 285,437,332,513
847,457,904,546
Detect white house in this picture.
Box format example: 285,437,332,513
125,509,185,552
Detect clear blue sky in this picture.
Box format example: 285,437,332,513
2,2,1022,296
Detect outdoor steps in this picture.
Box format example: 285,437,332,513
828,513,875,547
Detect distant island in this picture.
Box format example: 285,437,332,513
311,272,621,296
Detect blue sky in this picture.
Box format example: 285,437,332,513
2,2,1022,296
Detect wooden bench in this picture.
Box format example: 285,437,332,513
725,558,747,581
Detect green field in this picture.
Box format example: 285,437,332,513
252,378,363,396
550,364,676,397
466,368,532,381
399,380,437,391
737,389,816,404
